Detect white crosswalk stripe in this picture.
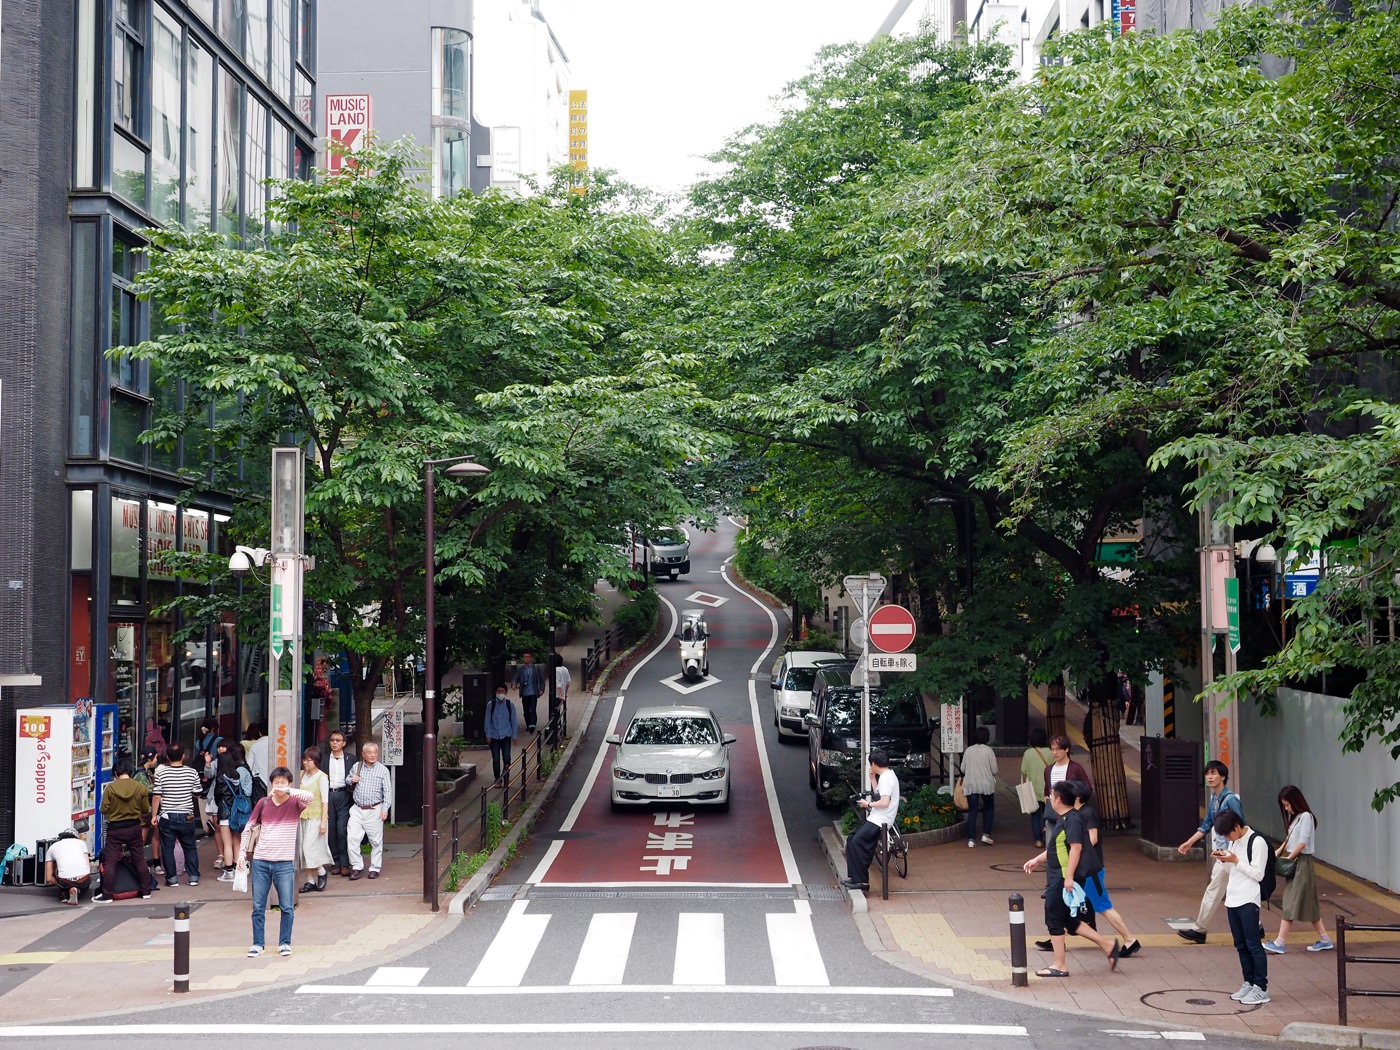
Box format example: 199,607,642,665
467,901,550,987
571,912,636,986
674,912,726,985
766,901,829,986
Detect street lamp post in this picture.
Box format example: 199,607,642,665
422,454,490,910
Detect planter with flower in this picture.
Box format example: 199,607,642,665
839,783,965,847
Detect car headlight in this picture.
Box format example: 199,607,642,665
818,749,849,765
780,705,804,718
613,767,642,781
903,753,930,768
698,767,726,781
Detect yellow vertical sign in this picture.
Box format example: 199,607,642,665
568,89,588,195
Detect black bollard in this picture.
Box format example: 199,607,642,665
173,901,191,993
1009,893,1027,987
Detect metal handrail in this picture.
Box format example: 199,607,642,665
1336,916,1400,1026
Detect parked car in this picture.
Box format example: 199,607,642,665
769,649,845,740
606,705,736,813
639,526,691,579
805,665,933,807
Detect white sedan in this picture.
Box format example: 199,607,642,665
606,706,736,813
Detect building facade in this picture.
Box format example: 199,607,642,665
316,0,570,196
0,0,316,846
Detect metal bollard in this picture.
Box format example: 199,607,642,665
173,902,191,993
1009,893,1027,987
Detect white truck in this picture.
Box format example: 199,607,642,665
639,526,691,580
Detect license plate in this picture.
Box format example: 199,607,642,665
659,787,681,798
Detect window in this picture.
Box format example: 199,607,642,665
74,0,99,188
270,0,292,100
245,96,268,234
150,5,183,227
297,0,313,72
436,28,470,119
69,223,100,456
185,42,213,228
431,28,471,198
216,70,242,237
219,0,245,56
111,235,145,394
114,0,143,134
247,0,269,84
434,127,468,198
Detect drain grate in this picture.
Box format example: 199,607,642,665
481,885,845,901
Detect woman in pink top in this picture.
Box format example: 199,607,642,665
237,766,310,958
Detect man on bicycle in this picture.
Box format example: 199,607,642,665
843,750,900,891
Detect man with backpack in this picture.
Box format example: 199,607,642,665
1212,808,1274,1005
1175,760,1245,943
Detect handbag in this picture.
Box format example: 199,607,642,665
1276,854,1298,879
1016,778,1040,815
952,777,969,811
232,866,249,893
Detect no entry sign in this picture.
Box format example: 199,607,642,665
868,605,917,653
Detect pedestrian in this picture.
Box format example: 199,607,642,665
213,740,252,879
1264,785,1333,954
842,750,900,892
512,651,546,733
1042,735,1090,803
1067,780,1140,956
1022,781,1121,977
962,725,999,847
1174,759,1244,943
555,659,572,707
150,742,203,888
134,748,162,874
237,766,311,958
485,685,518,787
297,746,333,893
324,729,356,876
346,741,392,880
245,722,270,801
43,828,92,905
1212,808,1272,1005
93,757,154,902
1020,728,1053,847
195,719,223,834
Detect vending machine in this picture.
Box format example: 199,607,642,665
15,699,119,855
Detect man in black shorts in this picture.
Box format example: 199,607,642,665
1022,781,1120,976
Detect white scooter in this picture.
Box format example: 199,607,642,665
678,610,710,681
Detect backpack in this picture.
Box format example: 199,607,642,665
1248,832,1278,904
225,767,253,833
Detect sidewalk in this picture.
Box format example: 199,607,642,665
847,691,1400,1043
0,580,631,1025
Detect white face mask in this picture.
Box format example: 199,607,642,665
495,693,506,701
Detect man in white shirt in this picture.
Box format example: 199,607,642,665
246,724,270,798
842,750,900,891
1213,808,1271,1005
44,829,92,905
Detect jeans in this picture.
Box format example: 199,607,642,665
251,858,296,948
489,737,512,780
158,812,200,882
967,793,995,840
521,695,539,730
1227,901,1267,989
1029,802,1045,843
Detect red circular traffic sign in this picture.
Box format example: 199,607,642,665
868,605,917,653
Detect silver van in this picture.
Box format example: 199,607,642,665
641,526,691,579
769,649,845,740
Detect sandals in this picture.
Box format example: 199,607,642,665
1108,939,1122,971
1036,967,1069,977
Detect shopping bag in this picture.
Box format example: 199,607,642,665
952,777,968,811
1016,779,1039,815
232,867,249,894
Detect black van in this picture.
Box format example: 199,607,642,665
804,664,933,807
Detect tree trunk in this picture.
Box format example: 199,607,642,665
1083,672,1130,830
1046,677,1066,742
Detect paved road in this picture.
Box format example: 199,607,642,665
6,520,1290,1049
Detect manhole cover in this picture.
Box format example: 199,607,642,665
1141,988,1257,1015
991,863,1027,873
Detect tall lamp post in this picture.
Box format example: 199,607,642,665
422,454,490,910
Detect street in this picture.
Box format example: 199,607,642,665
0,520,1293,1050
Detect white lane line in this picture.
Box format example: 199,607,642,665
467,900,549,987
524,839,565,885
556,694,625,835
1,1023,1019,1036
674,912,726,985
365,967,429,987
721,559,801,886
1101,1034,1207,1042
297,984,954,997
571,912,636,986
767,905,829,986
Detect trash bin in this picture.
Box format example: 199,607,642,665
1140,736,1201,846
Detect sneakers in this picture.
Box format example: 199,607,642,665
217,871,236,883
1306,939,1335,952
1262,939,1285,954
279,944,293,957
187,879,199,887
91,893,112,903
1229,982,1254,1001
967,840,976,848
140,891,152,899
67,887,79,905
247,945,264,958
980,835,994,845
1240,985,1271,1005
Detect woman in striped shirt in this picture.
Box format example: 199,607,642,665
237,766,310,958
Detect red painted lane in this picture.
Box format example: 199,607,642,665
540,723,789,885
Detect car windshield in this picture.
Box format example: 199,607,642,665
651,528,683,546
824,691,924,733
784,667,819,691
624,716,718,745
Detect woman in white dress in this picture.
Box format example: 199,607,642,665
297,746,334,893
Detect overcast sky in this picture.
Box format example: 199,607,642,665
538,2,887,193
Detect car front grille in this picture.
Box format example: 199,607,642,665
669,773,693,784
643,772,694,784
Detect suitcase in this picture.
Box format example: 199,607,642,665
100,856,144,900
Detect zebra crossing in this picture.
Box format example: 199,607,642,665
298,899,952,996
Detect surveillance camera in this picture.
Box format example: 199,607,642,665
229,550,253,574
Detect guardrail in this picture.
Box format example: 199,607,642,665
581,626,622,686
1336,916,1400,1026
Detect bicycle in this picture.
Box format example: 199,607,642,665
849,791,909,880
